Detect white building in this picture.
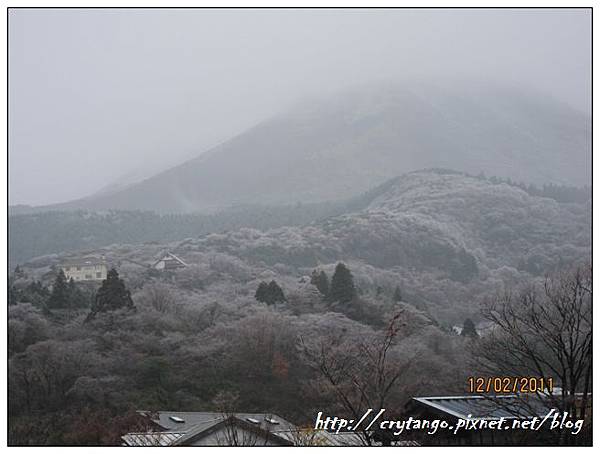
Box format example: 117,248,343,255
60,257,108,282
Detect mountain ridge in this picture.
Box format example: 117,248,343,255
17,81,591,213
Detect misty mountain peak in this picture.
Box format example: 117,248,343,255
39,81,590,214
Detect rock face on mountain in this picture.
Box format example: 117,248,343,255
36,81,590,213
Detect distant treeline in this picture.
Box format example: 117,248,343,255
424,168,590,204
477,174,591,204
8,201,355,267
8,170,590,267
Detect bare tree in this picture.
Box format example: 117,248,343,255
300,311,413,446
211,391,273,446
476,263,592,444
137,283,176,314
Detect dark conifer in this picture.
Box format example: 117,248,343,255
461,318,479,338
311,270,330,296
47,269,70,309
329,262,356,304
88,268,134,318
255,281,270,303
267,280,286,304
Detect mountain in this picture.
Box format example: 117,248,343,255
16,170,590,322
24,81,591,213
193,169,590,278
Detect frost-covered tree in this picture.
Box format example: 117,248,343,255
477,263,592,443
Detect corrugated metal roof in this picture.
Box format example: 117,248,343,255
412,395,550,420
129,411,298,446
121,431,185,446
125,411,421,446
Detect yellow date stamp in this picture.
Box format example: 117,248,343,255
467,376,555,394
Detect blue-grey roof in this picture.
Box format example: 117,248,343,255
411,395,550,420
126,411,297,446
121,431,185,446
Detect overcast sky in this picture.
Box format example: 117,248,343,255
9,8,591,206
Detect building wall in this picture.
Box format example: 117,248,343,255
61,263,108,281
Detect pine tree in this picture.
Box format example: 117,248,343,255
267,280,286,304
88,268,134,318
329,262,356,304
311,270,330,296
255,280,286,305
393,286,402,302
47,269,70,309
461,318,479,338
255,281,270,303
67,278,87,308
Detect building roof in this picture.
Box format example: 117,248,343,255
123,410,421,446
121,431,185,446
409,394,551,420
124,411,297,447
60,257,106,267
152,252,188,267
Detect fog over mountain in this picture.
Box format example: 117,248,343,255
31,80,590,213
9,9,591,207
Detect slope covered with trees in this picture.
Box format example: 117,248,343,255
11,170,590,324
8,169,590,267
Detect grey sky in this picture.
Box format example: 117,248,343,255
9,8,591,206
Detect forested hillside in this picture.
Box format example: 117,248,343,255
11,170,591,323
8,170,591,445
8,169,589,267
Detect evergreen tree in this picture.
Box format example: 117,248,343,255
47,269,70,309
88,268,134,318
329,262,356,304
255,281,270,303
461,318,479,338
67,278,87,308
16,280,49,307
267,280,286,304
310,270,330,296
255,280,286,305
393,286,402,302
